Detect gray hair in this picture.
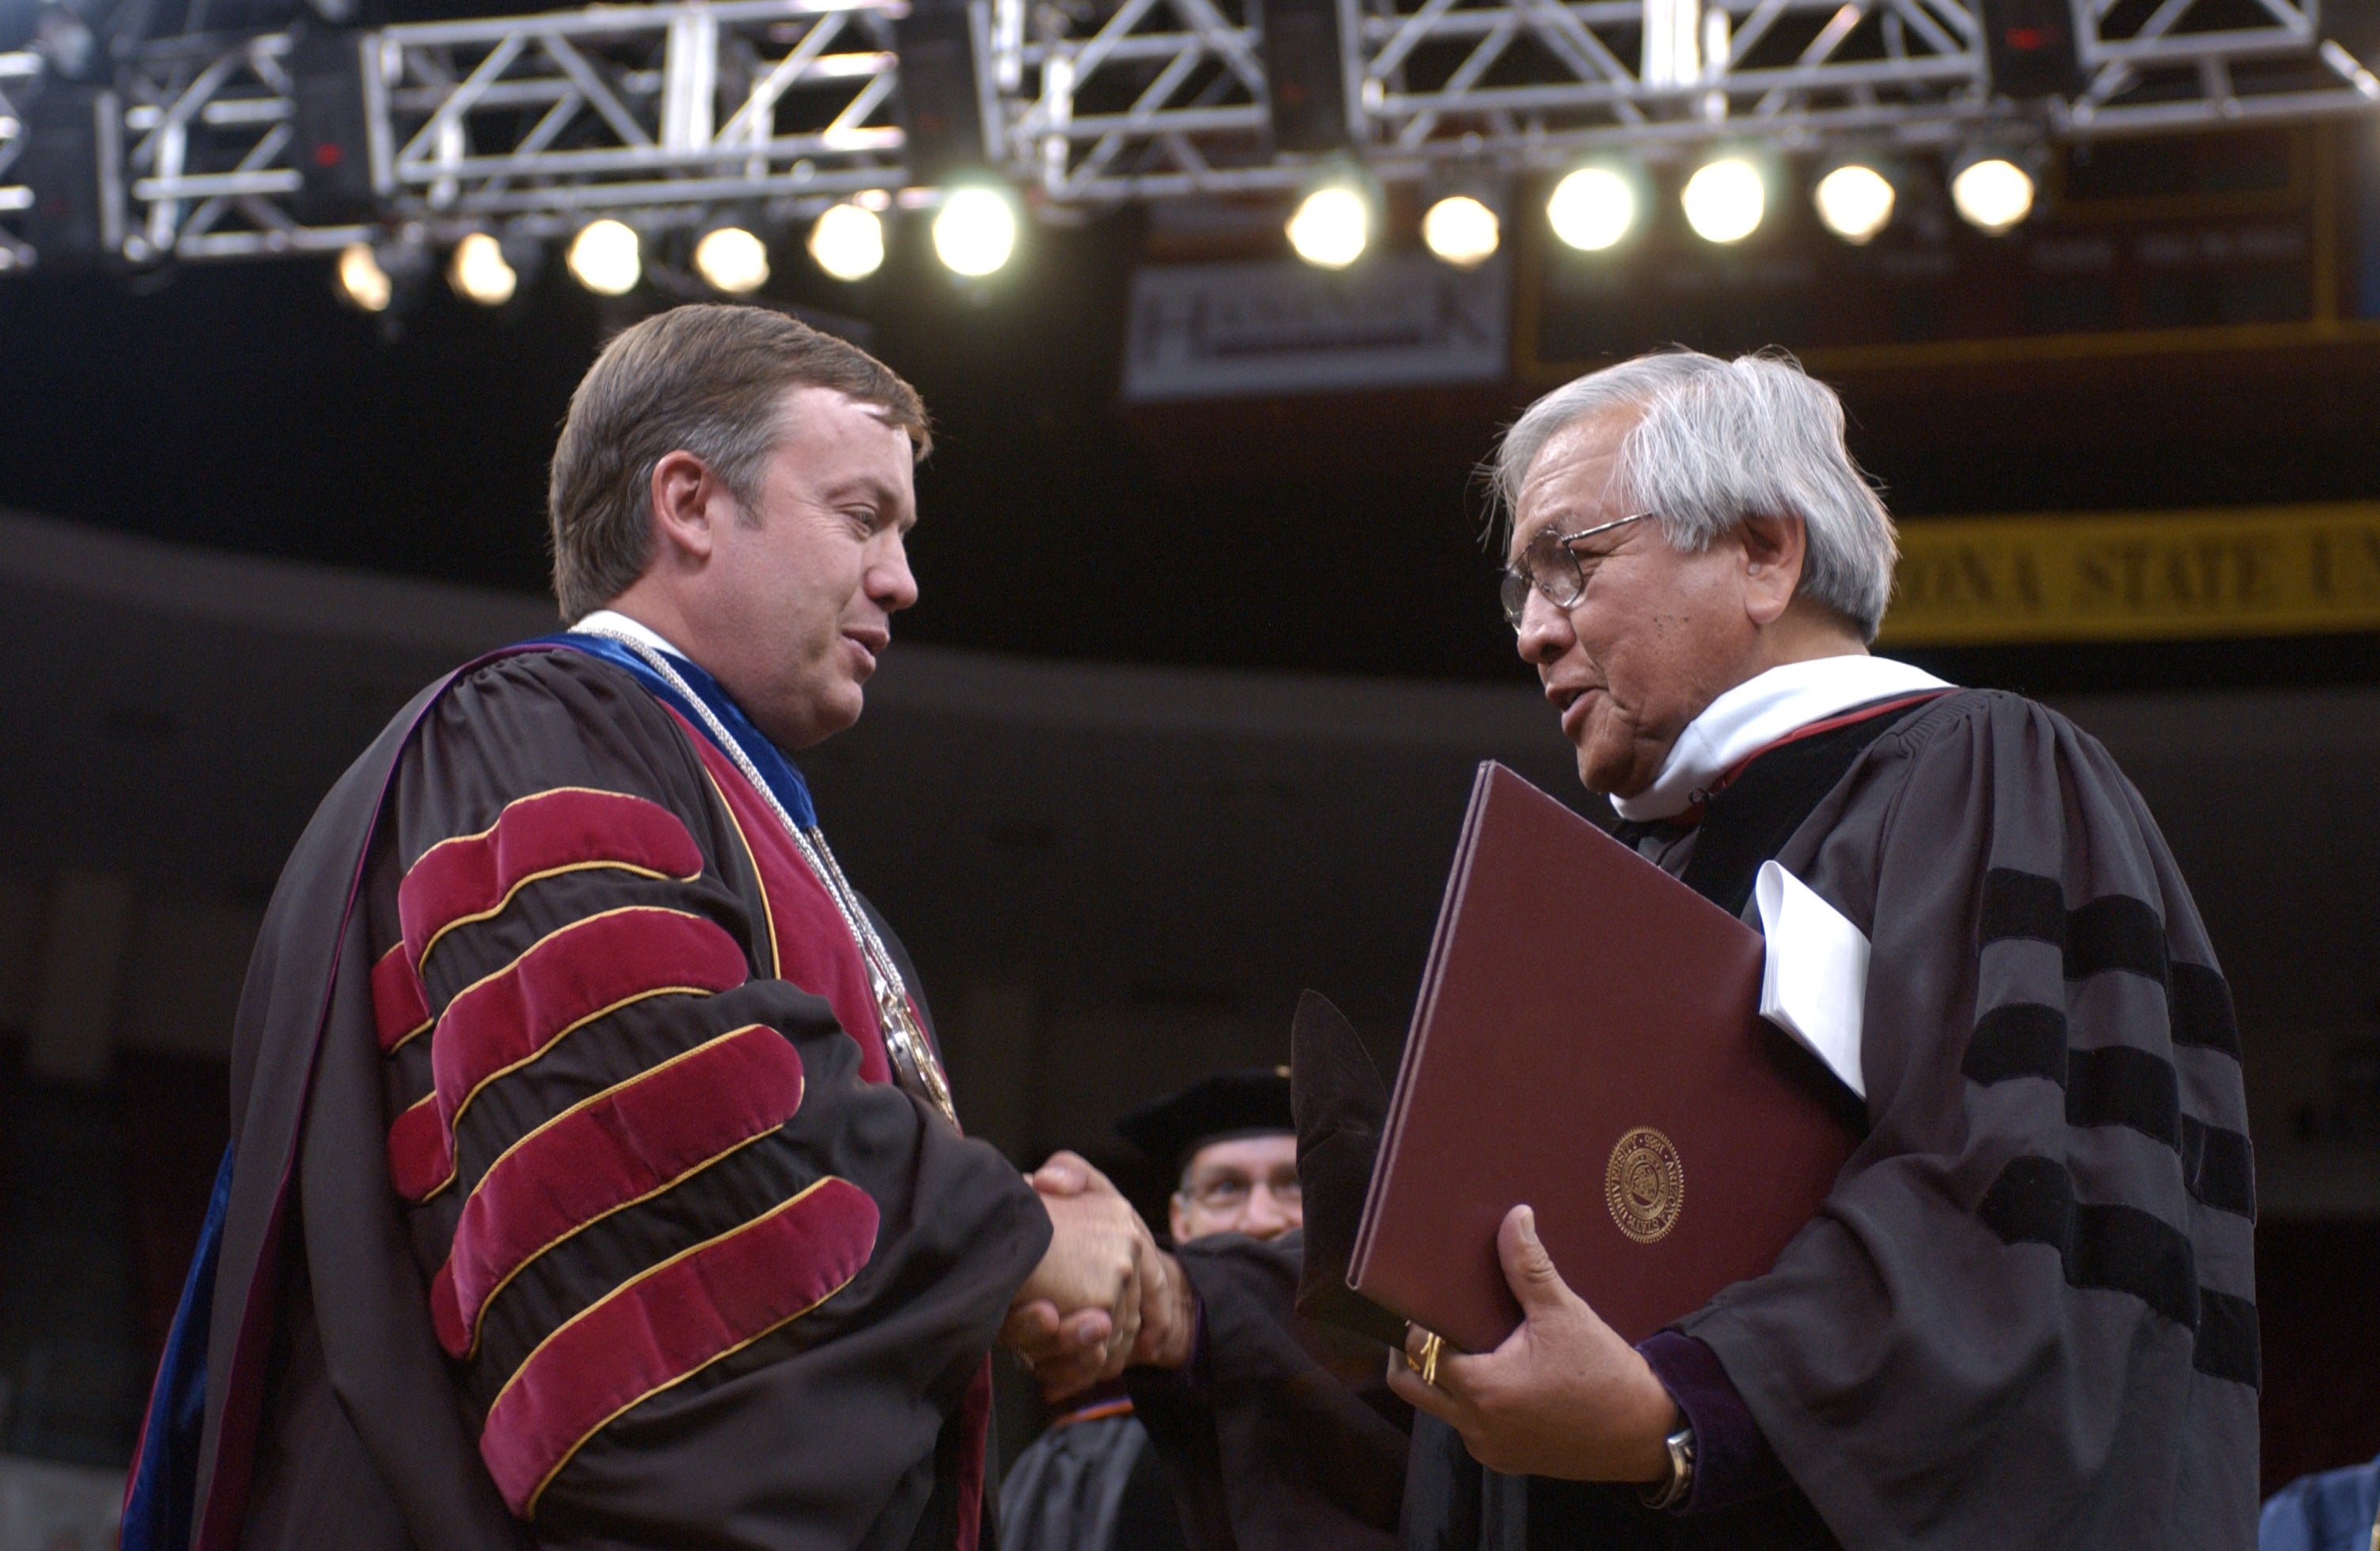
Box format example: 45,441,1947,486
1491,350,1898,639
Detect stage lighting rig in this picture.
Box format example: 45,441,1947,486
1681,154,1764,245
1421,193,1499,268
694,226,771,294
3,0,2376,279
1950,149,2036,233
449,232,517,305
809,203,885,280
1287,178,1370,268
931,186,1017,276
1546,165,1639,253
1811,157,1897,245
567,219,642,295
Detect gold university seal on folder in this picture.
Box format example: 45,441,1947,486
1605,1128,1684,1244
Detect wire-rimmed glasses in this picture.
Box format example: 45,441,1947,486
1499,511,1653,628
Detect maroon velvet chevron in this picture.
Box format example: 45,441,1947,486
370,942,432,1053
429,1022,808,1358
385,907,751,1201
397,787,705,976
477,1175,881,1518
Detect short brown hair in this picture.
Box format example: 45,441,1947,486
548,304,931,622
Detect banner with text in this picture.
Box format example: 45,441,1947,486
1879,503,2380,647
1122,254,1510,402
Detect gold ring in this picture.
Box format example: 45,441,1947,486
1404,1329,1445,1388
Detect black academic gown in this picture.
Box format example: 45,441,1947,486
1147,688,2261,1551
186,647,1049,1551
996,1390,1189,1551
1125,1230,1410,1551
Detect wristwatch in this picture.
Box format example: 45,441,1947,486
1638,1419,1696,1511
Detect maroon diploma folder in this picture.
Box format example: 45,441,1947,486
1348,762,1856,1354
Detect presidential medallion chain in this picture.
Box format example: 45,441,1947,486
578,628,961,1131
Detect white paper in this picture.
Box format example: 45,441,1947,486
1753,861,1870,1100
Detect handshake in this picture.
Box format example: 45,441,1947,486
998,1152,1196,1401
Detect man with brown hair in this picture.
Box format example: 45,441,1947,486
122,304,1162,1551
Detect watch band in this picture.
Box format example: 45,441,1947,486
1639,1420,1696,1511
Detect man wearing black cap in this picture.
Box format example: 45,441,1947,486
999,1071,1303,1551
1005,1067,1411,1551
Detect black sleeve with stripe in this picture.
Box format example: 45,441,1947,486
1673,690,2260,1551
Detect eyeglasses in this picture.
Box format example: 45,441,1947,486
1178,1170,1302,1214
1499,511,1653,628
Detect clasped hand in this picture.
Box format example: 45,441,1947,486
999,1151,1192,1402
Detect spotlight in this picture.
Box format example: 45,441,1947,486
809,203,886,281
335,241,392,312
1546,165,1638,252
694,226,771,294
567,218,642,295
1812,160,1896,245
1681,154,1764,244
932,186,1018,277
448,232,517,305
1950,152,2035,234
1286,181,1370,268
1422,194,1499,268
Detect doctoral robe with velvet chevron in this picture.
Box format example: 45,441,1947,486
179,645,1050,1551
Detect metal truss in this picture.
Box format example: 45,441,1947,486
982,0,1997,202
100,0,908,260
983,0,1287,200
0,0,2374,266
983,0,2380,197
2060,0,2380,131
0,51,36,267
116,29,351,260
1348,0,1991,165
369,0,904,222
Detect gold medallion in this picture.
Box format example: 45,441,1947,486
1605,1127,1685,1244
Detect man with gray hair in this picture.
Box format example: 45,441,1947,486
1135,347,2258,1549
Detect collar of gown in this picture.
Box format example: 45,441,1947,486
572,607,691,661
1609,654,1954,823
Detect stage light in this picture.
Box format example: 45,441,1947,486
1287,181,1369,268
290,28,373,226
932,186,1018,276
567,218,642,295
448,232,517,305
1423,194,1499,267
1681,154,1764,244
1812,161,1896,245
809,203,886,281
1546,165,1636,252
1950,152,2035,234
894,0,993,184
694,226,771,294
19,85,107,268
335,241,392,312
1260,0,1352,153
